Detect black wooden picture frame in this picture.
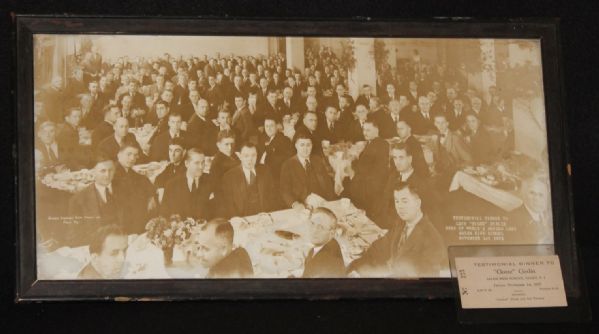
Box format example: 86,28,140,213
14,16,581,303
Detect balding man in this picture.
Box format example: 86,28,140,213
509,177,553,244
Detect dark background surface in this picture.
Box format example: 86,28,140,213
1,1,598,333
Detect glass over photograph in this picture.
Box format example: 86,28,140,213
33,35,552,280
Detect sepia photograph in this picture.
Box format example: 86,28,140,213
31,33,552,281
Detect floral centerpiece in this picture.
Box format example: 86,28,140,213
145,215,204,265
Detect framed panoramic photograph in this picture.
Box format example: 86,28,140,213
15,17,582,302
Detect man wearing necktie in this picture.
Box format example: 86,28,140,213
35,121,65,169
280,133,336,210
509,177,553,244
221,142,276,218
318,106,342,144
348,182,448,278
302,207,346,278
66,157,124,247
160,148,213,219
407,95,437,135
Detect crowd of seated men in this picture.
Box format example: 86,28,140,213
36,44,542,279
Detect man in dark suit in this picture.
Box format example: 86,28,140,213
160,148,214,219
154,137,187,189
354,84,375,108
221,142,276,218
92,105,120,149
464,113,496,165
189,218,253,278
117,80,146,110
175,89,200,122
257,117,294,192
375,143,439,230
381,83,399,106
56,107,86,168
396,120,430,178
508,177,553,245
77,225,128,279
35,121,69,169
294,111,323,156
113,144,157,234
228,75,248,105
66,157,125,247
317,105,344,144
367,97,396,139
279,86,300,116
433,113,473,172
186,98,216,153
349,119,390,219
262,89,286,124
348,182,448,278
97,117,139,161
204,75,224,117
302,207,346,278
149,112,187,162
280,133,336,209
447,97,467,132
345,104,368,143
209,130,240,208
232,95,259,145
407,95,437,135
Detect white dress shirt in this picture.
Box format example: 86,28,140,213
94,183,113,203
242,166,257,184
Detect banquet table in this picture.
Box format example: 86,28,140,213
36,199,386,279
448,170,523,212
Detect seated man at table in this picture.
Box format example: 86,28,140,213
257,117,294,189
97,116,139,161
191,218,254,278
302,207,346,278
35,121,72,171
92,104,120,149
113,143,157,234
293,111,323,156
396,120,430,178
155,137,187,189
463,112,496,165
66,156,125,246
78,224,128,279
149,111,187,162
280,133,336,210
432,113,473,190
221,142,276,218
348,182,448,278
509,176,553,244
375,143,438,229
209,129,240,205
349,119,390,219
160,148,213,219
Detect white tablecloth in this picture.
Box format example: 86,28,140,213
449,171,523,212
36,200,385,279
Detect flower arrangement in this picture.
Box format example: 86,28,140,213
145,215,204,264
